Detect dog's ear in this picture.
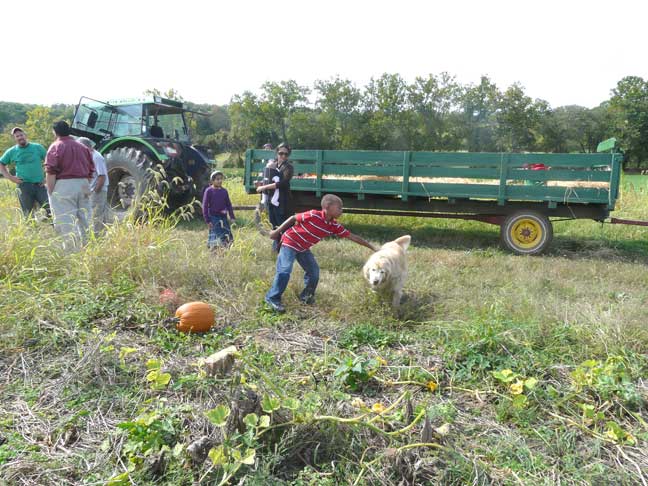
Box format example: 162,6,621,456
394,235,411,251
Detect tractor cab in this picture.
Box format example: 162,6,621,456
70,95,212,216
71,96,192,145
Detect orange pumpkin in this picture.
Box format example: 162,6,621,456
175,301,215,333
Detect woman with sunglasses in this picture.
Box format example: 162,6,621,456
256,143,294,252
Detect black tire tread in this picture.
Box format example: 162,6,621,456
500,210,553,255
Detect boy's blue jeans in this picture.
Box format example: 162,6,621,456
266,246,319,304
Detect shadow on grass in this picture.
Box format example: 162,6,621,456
346,220,499,251
347,287,441,325
551,235,648,262
396,290,442,323
346,219,648,263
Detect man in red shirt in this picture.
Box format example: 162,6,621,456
45,121,95,252
265,194,376,312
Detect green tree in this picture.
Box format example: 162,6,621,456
259,80,310,143
536,107,570,153
25,106,57,147
536,105,613,153
50,103,74,121
228,91,274,150
288,110,331,149
0,132,14,153
610,76,648,167
583,105,615,153
407,72,464,151
462,76,500,152
363,73,411,150
496,84,546,152
0,102,35,132
314,77,362,148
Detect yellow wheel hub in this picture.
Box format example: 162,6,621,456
510,218,543,249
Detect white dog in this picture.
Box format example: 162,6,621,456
363,235,411,307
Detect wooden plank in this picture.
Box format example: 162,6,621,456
317,179,400,195
322,150,406,163
317,180,502,198
321,165,401,176
508,168,612,182
498,153,508,205
250,151,614,171
506,185,609,203
250,150,614,169
609,153,622,209
508,153,613,167
291,179,611,205
244,149,252,191
320,158,405,166
316,150,323,197
250,162,266,173
249,149,274,160
251,162,316,174
410,166,501,179
287,166,613,183
291,179,317,190
292,191,610,218
402,151,411,202
292,163,316,174
286,150,319,160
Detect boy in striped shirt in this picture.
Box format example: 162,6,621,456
265,194,376,313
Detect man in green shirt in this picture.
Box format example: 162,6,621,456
0,127,50,217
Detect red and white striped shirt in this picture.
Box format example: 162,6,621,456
281,209,350,252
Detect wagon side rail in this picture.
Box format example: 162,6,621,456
245,149,621,209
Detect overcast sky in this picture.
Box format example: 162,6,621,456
2,0,646,109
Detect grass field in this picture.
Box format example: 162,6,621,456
0,174,647,485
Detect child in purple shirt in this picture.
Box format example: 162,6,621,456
202,170,235,248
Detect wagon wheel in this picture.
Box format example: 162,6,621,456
253,203,271,236
500,211,553,255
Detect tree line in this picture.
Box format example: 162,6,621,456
1,74,647,167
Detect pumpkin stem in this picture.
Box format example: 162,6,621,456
162,317,180,327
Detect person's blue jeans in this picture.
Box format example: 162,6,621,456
266,246,319,304
208,214,233,248
268,204,285,253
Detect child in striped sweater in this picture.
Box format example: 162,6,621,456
264,194,376,312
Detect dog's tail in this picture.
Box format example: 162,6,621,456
395,235,411,251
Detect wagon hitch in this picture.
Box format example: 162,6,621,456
608,217,648,227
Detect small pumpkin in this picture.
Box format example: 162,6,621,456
175,301,215,333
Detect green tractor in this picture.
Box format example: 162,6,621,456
70,95,212,216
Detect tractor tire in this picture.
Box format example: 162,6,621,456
500,211,553,255
105,147,158,219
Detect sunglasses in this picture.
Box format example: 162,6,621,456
277,151,289,156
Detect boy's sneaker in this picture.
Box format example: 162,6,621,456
299,294,315,305
264,297,285,313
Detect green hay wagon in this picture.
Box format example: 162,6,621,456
244,140,629,254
